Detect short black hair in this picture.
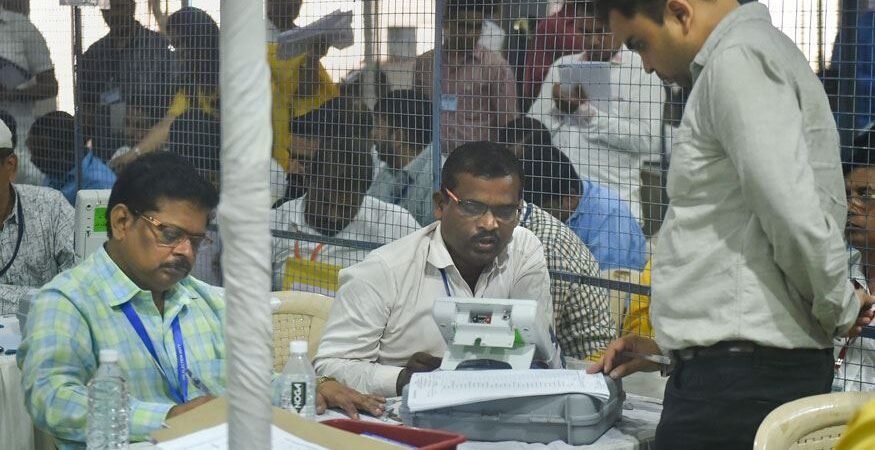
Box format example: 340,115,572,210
497,117,552,149
30,111,75,151
291,97,373,141
167,111,221,180
441,141,524,198
594,0,666,23
521,144,582,205
106,151,219,238
374,90,433,148
0,109,17,151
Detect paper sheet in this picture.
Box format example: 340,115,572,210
277,10,354,60
156,424,330,450
407,370,610,412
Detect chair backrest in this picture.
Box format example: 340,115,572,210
270,291,334,372
600,269,640,336
754,392,875,450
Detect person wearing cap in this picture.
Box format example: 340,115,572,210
0,111,75,315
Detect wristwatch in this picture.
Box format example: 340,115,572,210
317,376,336,386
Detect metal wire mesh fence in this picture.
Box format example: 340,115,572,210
0,0,872,387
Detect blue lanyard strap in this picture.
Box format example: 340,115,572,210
120,302,188,404
438,268,453,297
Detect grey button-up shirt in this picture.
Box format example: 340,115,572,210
0,184,76,314
651,3,858,351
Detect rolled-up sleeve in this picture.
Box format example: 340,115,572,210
709,46,858,337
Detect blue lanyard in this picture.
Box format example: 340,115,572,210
120,302,188,404
438,268,453,297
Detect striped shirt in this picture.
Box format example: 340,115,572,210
17,246,226,448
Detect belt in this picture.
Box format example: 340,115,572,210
671,341,828,363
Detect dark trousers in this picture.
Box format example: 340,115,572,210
654,344,834,450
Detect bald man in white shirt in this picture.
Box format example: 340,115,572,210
314,142,561,397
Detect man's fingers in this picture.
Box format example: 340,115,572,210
316,393,327,415
339,399,360,420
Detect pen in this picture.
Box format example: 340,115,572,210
621,351,671,366
185,368,214,396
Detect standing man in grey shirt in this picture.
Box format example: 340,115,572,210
0,112,75,315
588,0,874,448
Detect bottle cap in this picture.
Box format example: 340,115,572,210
290,340,307,354
99,349,119,363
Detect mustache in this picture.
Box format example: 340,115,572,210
471,231,499,242
160,259,192,274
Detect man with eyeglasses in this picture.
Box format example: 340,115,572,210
18,152,386,447
314,141,562,397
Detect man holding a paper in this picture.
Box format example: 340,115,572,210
313,142,562,398
588,0,875,447
0,2,58,186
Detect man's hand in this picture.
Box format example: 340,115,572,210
316,380,385,420
395,352,442,395
166,395,216,419
586,335,662,379
552,83,588,115
849,289,875,338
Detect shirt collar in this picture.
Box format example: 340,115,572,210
93,245,193,310
3,184,19,226
691,3,770,84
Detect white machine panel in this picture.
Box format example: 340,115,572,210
74,190,111,260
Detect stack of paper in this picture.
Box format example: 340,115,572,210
277,10,354,60
407,369,611,412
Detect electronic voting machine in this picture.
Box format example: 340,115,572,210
400,297,624,445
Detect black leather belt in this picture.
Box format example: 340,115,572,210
671,340,829,362
672,341,759,361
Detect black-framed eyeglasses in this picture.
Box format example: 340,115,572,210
444,188,521,222
133,211,211,250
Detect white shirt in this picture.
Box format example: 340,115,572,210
313,222,560,397
270,194,420,291
836,249,875,392
651,3,858,351
530,50,665,223
0,8,52,186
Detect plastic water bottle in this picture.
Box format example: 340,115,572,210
280,340,317,420
86,349,130,450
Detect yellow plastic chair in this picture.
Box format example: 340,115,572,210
270,291,334,372
753,392,875,450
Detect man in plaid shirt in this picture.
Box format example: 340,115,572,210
519,200,614,359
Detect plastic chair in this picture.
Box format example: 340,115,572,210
753,392,875,450
270,291,333,372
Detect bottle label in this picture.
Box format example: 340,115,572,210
290,381,307,413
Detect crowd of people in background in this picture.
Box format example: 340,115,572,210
3,0,875,447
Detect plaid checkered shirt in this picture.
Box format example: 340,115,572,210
17,246,226,448
520,202,615,358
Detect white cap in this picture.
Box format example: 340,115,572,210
99,349,120,363
290,340,307,354
0,119,12,150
